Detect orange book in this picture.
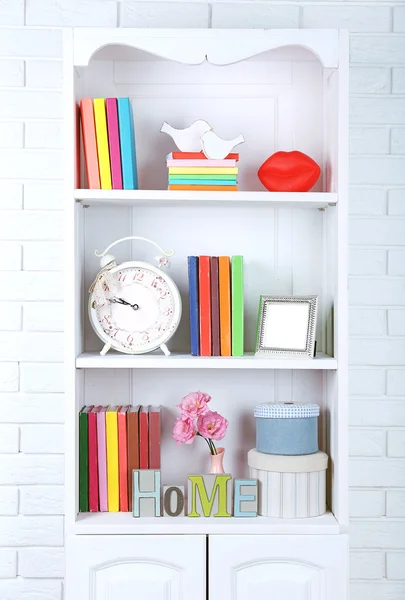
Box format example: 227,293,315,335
80,98,100,189
169,185,237,191
199,256,212,356
117,406,129,512
219,256,231,356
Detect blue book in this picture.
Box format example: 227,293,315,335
117,98,138,190
168,179,237,186
188,256,199,356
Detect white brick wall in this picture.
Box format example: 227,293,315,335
0,2,403,600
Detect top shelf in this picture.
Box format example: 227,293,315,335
75,190,337,209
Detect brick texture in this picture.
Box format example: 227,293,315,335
0,3,403,600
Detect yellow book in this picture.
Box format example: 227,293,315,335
93,98,112,190
106,406,119,512
168,167,238,175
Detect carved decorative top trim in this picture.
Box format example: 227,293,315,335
73,29,340,68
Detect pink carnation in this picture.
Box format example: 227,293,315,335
197,410,228,441
179,391,211,418
172,416,196,445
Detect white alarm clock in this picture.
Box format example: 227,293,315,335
89,236,182,356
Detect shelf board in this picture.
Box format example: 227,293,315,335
76,351,337,370
75,189,337,209
74,509,340,535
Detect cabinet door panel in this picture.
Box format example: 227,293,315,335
209,534,348,600
66,535,206,600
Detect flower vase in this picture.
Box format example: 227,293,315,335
209,447,225,474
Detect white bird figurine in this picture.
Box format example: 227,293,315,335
201,131,245,160
160,120,212,152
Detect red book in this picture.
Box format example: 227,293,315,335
117,406,129,512
139,406,149,469
127,405,140,511
88,406,100,512
210,257,220,357
199,256,212,356
170,151,239,161
149,406,161,469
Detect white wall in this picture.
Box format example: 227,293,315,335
0,1,404,599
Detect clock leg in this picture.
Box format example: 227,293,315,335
100,343,112,356
160,343,171,356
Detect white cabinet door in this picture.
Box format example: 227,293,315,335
66,535,206,600
209,534,348,600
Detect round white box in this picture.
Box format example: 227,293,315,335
248,448,328,518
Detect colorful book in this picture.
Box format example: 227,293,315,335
117,406,129,512
169,152,239,160
80,98,100,189
139,406,149,469
199,256,212,356
88,406,100,512
231,256,244,357
167,159,237,167
168,179,237,186
219,256,232,356
169,174,236,180
117,98,138,190
106,406,119,512
169,185,237,191
188,256,199,356
127,405,140,512
169,167,238,175
97,406,108,512
93,98,112,190
210,257,220,357
149,406,161,470
106,98,123,190
79,406,92,512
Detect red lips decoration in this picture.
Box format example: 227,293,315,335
258,151,321,192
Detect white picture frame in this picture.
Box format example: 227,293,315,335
255,295,318,358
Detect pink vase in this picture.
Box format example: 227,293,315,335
209,447,225,474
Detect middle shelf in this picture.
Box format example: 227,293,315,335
76,351,337,370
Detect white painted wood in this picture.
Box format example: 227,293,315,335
65,26,349,599
209,535,348,600
76,351,337,369
73,29,339,68
66,535,206,600
75,190,337,209
74,510,340,535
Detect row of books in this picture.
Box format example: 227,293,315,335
80,97,138,190
79,405,161,513
188,256,244,357
167,151,239,191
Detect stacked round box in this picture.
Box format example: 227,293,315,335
248,402,328,518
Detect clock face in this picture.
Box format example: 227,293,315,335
90,262,181,354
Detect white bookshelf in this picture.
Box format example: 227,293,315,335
65,28,349,600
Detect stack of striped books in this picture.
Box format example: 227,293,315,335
80,97,138,190
79,405,161,513
167,152,239,191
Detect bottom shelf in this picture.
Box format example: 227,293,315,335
74,509,340,535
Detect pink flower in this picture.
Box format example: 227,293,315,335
197,410,228,441
172,416,196,445
179,391,211,418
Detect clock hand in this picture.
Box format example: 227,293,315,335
131,303,139,311
110,297,132,307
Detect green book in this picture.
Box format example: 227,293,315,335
79,406,91,512
231,256,244,356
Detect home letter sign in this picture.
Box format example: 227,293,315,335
133,470,161,517
163,485,185,517
188,474,232,517
234,479,258,517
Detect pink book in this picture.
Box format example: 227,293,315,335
117,406,129,512
166,159,237,167
106,98,123,190
97,406,108,512
149,406,161,470
80,98,100,189
88,406,100,512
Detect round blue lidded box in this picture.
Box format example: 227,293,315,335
255,402,320,456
